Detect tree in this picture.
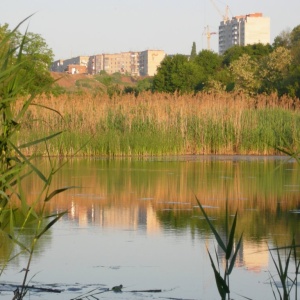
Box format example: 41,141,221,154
152,55,203,93
194,50,222,74
229,54,260,94
222,43,272,66
0,23,54,95
193,50,223,91
190,42,197,60
259,46,292,94
273,29,292,49
222,45,247,66
291,24,300,46
280,40,300,97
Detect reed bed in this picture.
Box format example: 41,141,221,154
16,91,300,156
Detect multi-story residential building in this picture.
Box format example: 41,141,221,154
219,12,270,54
51,59,64,72
88,52,141,75
87,50,165,76
51,56,89,74
139,50,166,76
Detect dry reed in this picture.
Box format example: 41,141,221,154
16,91,300,156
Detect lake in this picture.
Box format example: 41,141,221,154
1,155,299,299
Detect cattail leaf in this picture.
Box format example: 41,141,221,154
8,141,48,183
228,232,243,275
226,210,238,260
18,131,63,149
195,196,226,252
30,102,63,118
7,234,30,253
45,186,77,202
207,249,229,297
36,211,66,239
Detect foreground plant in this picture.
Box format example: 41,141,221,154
0,18,73,299
268,238,300,300
195,196,243,300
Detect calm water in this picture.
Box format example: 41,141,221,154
1,156,300,299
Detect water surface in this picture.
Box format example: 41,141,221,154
1,156,299,299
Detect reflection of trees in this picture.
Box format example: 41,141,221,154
19,158,299,244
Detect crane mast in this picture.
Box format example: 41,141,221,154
210,0,229,22
203,25,217,50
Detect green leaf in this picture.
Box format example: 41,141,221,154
207,249,229,298
7,234,30,253
36,211,66,239
18,131,63,149
8,141,48,183
226,210,238,260
195,196,226,252
228,233,243,275
45,186,77,202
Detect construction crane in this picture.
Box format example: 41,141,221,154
210,0,229,22
203,26,217,50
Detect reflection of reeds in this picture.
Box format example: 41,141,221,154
19,158,300,246
16,92,300,156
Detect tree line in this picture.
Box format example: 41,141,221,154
1,20,299,99
152,25,300,98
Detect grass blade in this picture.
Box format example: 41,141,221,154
226,210,238,260
195,195,226,252
207,248,229,299
45,186,77,202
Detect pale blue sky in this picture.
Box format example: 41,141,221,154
1,0,299,60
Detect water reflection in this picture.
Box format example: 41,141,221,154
4,156,299,299
24,157,300,235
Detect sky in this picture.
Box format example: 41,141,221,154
1,0,299,60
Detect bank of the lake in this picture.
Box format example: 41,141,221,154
19,91,300,156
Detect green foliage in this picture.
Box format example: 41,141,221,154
152,54,203,93
222,43,272,66
190,41,197,60
268,239,299,300
273,29,292,49
229,54,260,94
195,196,243,299
291,25,300,46
0,18,72,299
0,22,54,95
136,77,152,92
259,47,292,94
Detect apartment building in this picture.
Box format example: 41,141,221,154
88,51,141,76
51,56,89,74
53,50,166,77
219,13,270,54
139,50,166,76
88,50,165,76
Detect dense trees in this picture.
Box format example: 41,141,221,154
152,24,300,98
0,22,54,95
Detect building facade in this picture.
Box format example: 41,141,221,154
88,51,141,76
51,56,89,74
139,50,166,76
53,50,166,77
219,13,270,54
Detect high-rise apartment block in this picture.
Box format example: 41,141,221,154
219,13,270,54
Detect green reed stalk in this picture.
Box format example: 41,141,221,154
195,195,243,299
0,18,75,299
17,93,300,156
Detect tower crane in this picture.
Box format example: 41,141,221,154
210,0,229,22
203,26,217,50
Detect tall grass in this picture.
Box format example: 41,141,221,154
15,91,300,156
0,18,74,299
